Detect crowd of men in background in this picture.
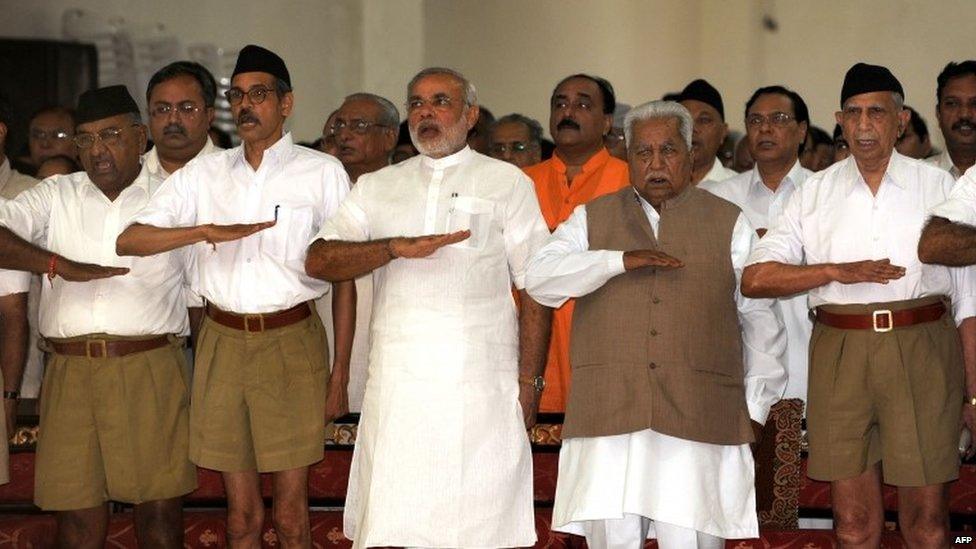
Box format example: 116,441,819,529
0,46,975,549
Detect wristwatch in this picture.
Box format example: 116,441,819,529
519,375,546,392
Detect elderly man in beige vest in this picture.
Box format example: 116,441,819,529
526,100,786,549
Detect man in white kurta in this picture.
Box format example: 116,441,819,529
526,101,786,549
306,67,551,548
701,85,813,405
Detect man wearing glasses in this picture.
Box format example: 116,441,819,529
487,113,543,168
744,63,976,548
144,61,222,181
117,44,354,548
305,66,551,548
701,85,813,414
524,73,629,413
25,106,77,174
0,84,196,548
318,92,398,413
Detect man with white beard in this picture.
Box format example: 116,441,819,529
304,67,552,548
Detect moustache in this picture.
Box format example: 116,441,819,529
557,118,580,131
237,110,260,126
952,119,975,131
163,123,186,136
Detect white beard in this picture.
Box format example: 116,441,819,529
410,115,469,158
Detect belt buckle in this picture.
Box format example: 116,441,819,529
86,339,108,358
872,309,893,333
244,314,265,332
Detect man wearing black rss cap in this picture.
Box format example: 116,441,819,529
744,62,975,547
0,84,200,547
117,45,355,547
678,78,737,185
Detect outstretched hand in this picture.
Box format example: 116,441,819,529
202,220,276,250
830,259,906,285
389,230,471,259
623,249,685,271
56,259,129,281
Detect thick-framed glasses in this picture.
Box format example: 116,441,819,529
150,102,203,118
30,128,72,141
224,86,274,106
746,112,796,128
490,141,534,155
328,119,389,135
73,124,140,149
840,105,889,121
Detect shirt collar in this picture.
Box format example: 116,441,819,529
704,157,727,181
842,150,907,197
145,136,219,180
550,147,612,175
748,160,805,196
420,145,474,170
80,162,152,200
232,132,294,171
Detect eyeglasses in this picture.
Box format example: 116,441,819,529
73,124,140,149
149,102,202,118
30,128,72,141
840,105,889,121
328,119,390,135
746,112,796,128
489,142,535,155
224,86,275,106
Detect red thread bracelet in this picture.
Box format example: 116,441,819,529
47,254,58,285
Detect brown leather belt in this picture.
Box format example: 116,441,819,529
815,301,947,332
206,302,311,332
48,335,171,358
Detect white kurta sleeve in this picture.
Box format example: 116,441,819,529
0,178,57,244
0,269,29,296
313,175,371,243
949,265,976,325
732,213,788,424
503,175,550,290
746,181,805,266
930,165,976,225
524,205,625,308
129,163,199,228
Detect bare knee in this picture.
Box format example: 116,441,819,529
901,511,949,548
835,509,882,547
134,498,184,548
226,502,264,542
56,505,108,549
272,499,309,542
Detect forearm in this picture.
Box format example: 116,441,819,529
918,217,976,266
517,290,552,379
741,261,835,298
0,227,55,274
116,223,207,257
330,280,356,377
0,293,28,395
306,239,393,282
959,317,976,401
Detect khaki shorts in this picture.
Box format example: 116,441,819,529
807,297,963,486
189,312,329,472
35,335,196,511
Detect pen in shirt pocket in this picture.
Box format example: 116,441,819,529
449,192,458,214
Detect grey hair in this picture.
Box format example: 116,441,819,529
892,91,905,110
127,111,142,125
490,113,544,145
344,92,400,135
624,100,693,149
407,67,477,106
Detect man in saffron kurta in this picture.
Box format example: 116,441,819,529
524,74,629,411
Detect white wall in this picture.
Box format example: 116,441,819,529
2,0,975,146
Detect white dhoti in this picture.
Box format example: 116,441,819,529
553,427,758,542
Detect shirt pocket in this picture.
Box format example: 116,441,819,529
445,196,494,251
261,205,315,261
